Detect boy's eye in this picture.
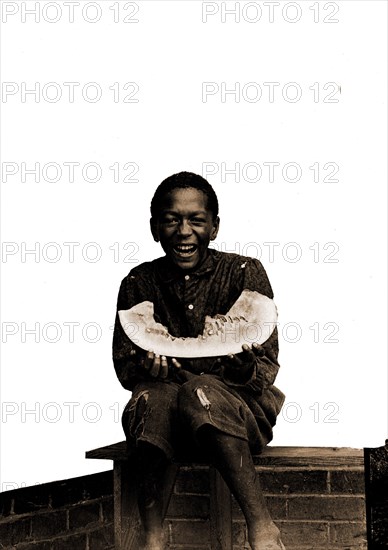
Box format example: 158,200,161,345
162,216,178,225
191,217,206,224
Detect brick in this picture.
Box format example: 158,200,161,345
259,470,328,494
11,485,51,516
329,521,367,545
0,517,31,545
0,471,112,516
276,520,328,546
231,494,287,521
31,510,67,539
166,519,210,545
101,498,113,523
68,502,100,530
287,496,366,521
233,519,330,548
330,471,365,494
50,472,112,509
168,494,210,519
175,469,210,495
88,525,114,549
267,496,288,520
52,533,87,550
0,495,13,517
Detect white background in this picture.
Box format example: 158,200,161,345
1,0,387,489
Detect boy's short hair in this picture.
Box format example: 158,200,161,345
150,172,219,220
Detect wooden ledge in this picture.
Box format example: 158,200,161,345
86,441,364,468
86,440,128,461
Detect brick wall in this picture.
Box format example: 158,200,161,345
166,462,366,550
0,471,114,550
0,456,366,550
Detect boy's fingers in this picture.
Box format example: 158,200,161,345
226,345,256,370
144,350,155,370
171,358,181,369
160,356,168,379
149,354,161,377
226,353,243,367
252,342,265,357
241,344,256,362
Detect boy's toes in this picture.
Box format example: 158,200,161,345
248,522,286,550
260,536,286,550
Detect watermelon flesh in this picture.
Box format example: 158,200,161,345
118,289,277,359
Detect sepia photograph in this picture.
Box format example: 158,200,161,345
1,1,387,549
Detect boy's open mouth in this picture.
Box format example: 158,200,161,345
173,244,198,257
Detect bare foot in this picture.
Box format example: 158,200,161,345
143,539,165,550
248,521,285,550
143,528,166,550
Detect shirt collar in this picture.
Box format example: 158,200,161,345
156,248,220,283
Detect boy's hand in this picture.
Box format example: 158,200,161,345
141,350,182,380
224,343,265,378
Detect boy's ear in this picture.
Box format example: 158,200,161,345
150,218,159,242
210,216,220,241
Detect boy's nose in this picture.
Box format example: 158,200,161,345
177,219,192,236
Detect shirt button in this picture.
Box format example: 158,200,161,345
185,275,190,281
188,304,194,310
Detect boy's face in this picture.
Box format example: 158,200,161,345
151,187,220,271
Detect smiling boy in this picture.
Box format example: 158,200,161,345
113,171,285,550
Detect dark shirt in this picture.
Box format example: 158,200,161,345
113,249,281,395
